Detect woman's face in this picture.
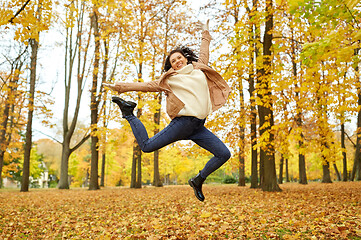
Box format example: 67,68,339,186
170,52,187,70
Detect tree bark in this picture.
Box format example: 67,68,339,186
100,152,106,187
136,144,142,188
21,38,38,192
89,6,101,190
333,163,341,181
248,0,259,189
131,141,142,189
352,83,361,181
131,142,137,188
341,123,347,181
153,93,163,187
293,41,307,185
278,156,284,184
238,80,246,187
298,152,307,184
257,0,281,192
286,158,290,182
322,161,332,183
238,151,246,186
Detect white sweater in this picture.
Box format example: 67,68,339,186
168,64,212,119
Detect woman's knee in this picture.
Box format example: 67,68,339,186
225,148,231,160
141,143,157,153
219,147,231,161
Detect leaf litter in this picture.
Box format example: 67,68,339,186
0,182,360,239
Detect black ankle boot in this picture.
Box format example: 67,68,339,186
188,172,206,202
111,96,137,118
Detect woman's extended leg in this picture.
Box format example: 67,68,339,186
188,126,231,179
187,125,231,202
112,97,198,152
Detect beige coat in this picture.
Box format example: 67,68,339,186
113,30,231,119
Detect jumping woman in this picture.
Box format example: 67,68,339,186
104,20,231,202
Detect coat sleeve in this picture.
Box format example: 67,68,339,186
114,79,169,94
198,30,212,65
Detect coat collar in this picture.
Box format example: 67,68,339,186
159,68,176,88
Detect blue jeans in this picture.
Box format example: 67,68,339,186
124,115,231,179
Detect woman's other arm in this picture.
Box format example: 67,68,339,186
103,79,168,94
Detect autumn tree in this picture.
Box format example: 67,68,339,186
255,0,281,191
292,0,361,182
89,1,102,190
0,46,27,188
3,0,53,192
58,0,91,189
272,1,309,184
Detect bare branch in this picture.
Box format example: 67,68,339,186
9,0,32,24
33,129,62,144
344,131,356,148
70,133,91,153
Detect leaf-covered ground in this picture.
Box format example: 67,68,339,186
0,182,360,239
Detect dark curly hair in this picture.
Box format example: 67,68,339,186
163,46,198,72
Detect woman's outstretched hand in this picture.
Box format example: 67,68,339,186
195,19,210,32
103,83,118,92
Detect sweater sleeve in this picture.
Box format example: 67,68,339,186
114,79,169,94
198,30,212,65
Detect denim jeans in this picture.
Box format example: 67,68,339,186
124,115,231,179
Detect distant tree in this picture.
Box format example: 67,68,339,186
0,47,27,188
58,0,91,189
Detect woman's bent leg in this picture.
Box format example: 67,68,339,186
189,126,231,179
125,115,195,153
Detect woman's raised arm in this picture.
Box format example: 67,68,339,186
196,20,212,65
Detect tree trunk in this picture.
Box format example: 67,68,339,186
58,141,71,189
322,161,332,183
153,94,163,187
100,152,106,187
257,0,281,192
295,80,307,185
298,152,307,184
285,158,290,182
248,0,259,189
89,6,100,190
333,163,341,181
131,142,142,189
135,103,142,189
262,151,280,191
341,123,347,181
238,74,246,186
100,37,109,188
21,38,38,192
250,108,258,188
259,156,264,187
153,150,162,187
352,86,361,181
278,156,284,184
131,142,137,188
136,145,142,188
131,101,142,189
0,90,11,188
238,151,246,186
